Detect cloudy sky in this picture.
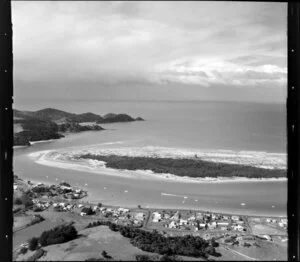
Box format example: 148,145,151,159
12,1,287,104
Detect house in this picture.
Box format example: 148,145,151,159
152,212,161,222
169,221,176,229
220,226,227,231
218,222,229,226
78,204,83,208
179,219,188,225
223,216,229,220
231,216,240,221
135,212,144,221
118,207,129,213
164,213,171,219
80,212,87,216
280,218,287,225
266,218,271,223
208,223,217,230
196,213,203,219
232,225,244,232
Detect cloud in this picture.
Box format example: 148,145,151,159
12,1,287,102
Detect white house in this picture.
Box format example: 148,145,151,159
152,212,161,222
231,216,240,221
218,222,229,226
135,212,144,221
169,221,176,229
179,219,188,225
232,225,244,231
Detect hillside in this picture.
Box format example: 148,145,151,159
13,108,144,146
14,108,144,124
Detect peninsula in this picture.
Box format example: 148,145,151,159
13,108,144,146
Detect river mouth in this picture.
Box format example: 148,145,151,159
13,135,287,218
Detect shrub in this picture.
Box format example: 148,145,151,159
81,207,94,215
33,207,43,212
101,250,112,259
19,247,27,255
39,224,78,247
20,194,33,208
28,237,39,251
14,198,22,205
60,182,71,187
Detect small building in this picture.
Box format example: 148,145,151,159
152,212,162,222
80,212,87,216
232,225,244,232
218,222,229,226
231,216,240,221
169,221,176,229
135,212,144,221
164,213,171,219
260,235,272,241
179,219,188,225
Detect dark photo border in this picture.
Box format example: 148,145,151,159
0,1,298,261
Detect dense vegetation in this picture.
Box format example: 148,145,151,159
79,155,286,179
29,224,78,247
13,108,144,146
58,122,104,133
14,118,63,146
85,220,220,258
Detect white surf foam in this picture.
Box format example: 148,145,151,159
27,145,287,183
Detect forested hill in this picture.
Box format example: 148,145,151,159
13,108,144,146
14,108,144,123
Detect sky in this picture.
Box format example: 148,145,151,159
12,1,287,104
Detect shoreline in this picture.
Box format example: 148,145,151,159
23,177,287,219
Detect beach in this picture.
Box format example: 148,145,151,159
27,148,286,184
13,101,287,217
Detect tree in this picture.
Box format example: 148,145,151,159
81,207,94,215
28,237,39,251
101,250,111,259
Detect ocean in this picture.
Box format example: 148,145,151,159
14,100,287,216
